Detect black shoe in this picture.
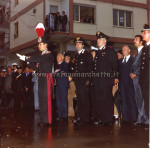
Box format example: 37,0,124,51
102,122,113,126
37,122,52,127
72,118,80,124
94,120,102,126
74,120,89,126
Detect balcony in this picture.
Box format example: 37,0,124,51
44,13,71,43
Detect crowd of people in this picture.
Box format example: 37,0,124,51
80,15,95,24
45,11,68,32
0,24,149,128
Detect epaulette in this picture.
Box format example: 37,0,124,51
44,51,51,55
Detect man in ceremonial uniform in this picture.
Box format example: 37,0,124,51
92,32,118,125
17,37,54,126
72,37,93,125
139,24,150,125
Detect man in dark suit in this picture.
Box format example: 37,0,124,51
17,37,54,127
72,37,93,125
4,66,13,108
14,66,25,113
92,32,118,125
131,35,148,125
61,11,67,32
55,53,69,120
139,24,150,125
24,66,34,113
118,45,137,122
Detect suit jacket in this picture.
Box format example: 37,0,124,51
139,45,150,84
4,73,12,93
55,62,69,87
61,15,67,24
119,56,134,86
11,71,18,92
92,46,118,85
15,73,25,95
132,47,143,77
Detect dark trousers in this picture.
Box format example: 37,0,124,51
62,23,66,32
140,83,149,122
93,84,114,123
120,83,137,121
14,93,24,111
75,85,90,122
38,76,53,124
56,84,68,118
90,85,96,119
133,78,149,123
5,93,12,108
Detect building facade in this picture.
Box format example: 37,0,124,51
0,0,10,68
9,0,150,61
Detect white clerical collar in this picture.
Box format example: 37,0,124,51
42,49,48,55
123,55,130,63
138,46,144,54
78,49,85,54
146,41,150,46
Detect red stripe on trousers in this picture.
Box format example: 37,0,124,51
46,73,52,124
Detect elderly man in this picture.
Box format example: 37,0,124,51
55,53,69,120
92,32,118,125
131,35,148,125
118,45,137,123
140,24,150,125
17,37,54,127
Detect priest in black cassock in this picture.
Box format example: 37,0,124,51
16,37,54,127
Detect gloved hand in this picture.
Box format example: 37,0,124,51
16,53,26,61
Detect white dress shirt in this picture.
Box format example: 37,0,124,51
122,55,130,63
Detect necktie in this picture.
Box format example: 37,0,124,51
123,57,127,64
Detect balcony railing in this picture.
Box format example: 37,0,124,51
44,13,70,35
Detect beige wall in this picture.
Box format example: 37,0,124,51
10,0,36,17
10,2,43,49
73,1,148,39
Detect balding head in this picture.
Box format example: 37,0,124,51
122,45,131,57
57,53,64,63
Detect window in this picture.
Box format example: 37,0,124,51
50,5,58,13
73,4,95,24
113,9,132,28
14,22,18,38
15,0,19,6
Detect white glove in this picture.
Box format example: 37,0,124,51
91,46,98,50
16,53,26,61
